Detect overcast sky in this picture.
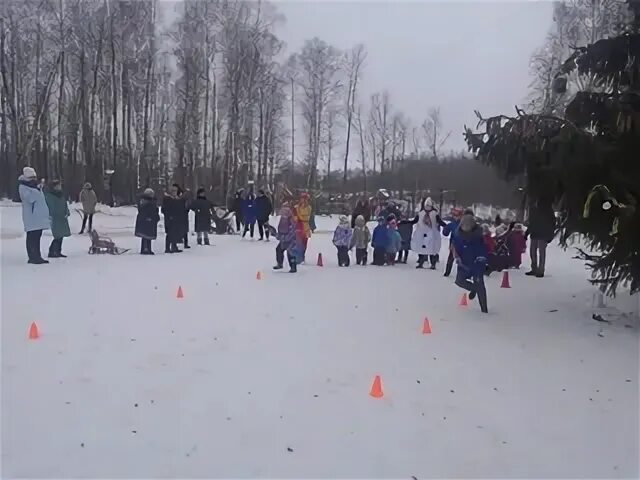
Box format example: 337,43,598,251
273,0,553,153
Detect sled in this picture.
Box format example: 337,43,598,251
88,230,130,255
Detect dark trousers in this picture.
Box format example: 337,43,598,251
48,237,63,256
372,247,386,266
257,220,270,240
355,248,368,265
444,249,455,276
276,244,297,271
243,221,255,238
141,238,152,253
183,233,189,247
530,238,548,274
336,246,350,266
455,268,488,313
26,229,43,261
397,249,409,263
165,236,180,253
235,215,243,232
80,213,94,233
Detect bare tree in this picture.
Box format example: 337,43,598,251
422,107,450,160
341,43,366,189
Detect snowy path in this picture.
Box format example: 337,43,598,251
1,203,638,478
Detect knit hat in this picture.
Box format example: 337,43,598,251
143,188,155,196
23,166,37,179
83,182,92,189
459,213,477,232
197,187,206,196
424,197,434,209
355,215,365,227
339,215,349,225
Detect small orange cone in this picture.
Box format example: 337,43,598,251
176,286,184,299
256,271,262,280
501,271,511,288
459,293,468,307
28,322,39,340
317,253,323,267
422,317,432,334
369,375,384,398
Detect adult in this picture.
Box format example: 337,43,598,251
411,197,442,269
231,190,244,233
18,167,50,264
442,207,463,277
453,212,489,313
191,187,214,245
44,180,71,258
255,189,273,241
135,188,160,255
79,182,97,234
181,188,192,248
525,199,556,277
241,194,257,239
294,192,312,263
162,184,187,253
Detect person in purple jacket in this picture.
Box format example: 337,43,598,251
332,215,353,267
273,204,297,273
452,212,489,313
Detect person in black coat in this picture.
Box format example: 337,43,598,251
162,184,187,253
351,199,366,228
255,189,273,241
135,188,160,255
230,190,244,233
181,187,192,248
190,187,213,245
525,200,556,277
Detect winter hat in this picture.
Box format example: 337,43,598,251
83,182,92,189
339,215,349,225
355,215,366,227
424,197,434,209
513,223,524,232
377,216,385,223
196,187,206,196
23,166,37,179
144,188,155,196
459,213,477,232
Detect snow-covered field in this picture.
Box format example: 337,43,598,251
1,200,638,478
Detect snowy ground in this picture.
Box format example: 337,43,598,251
1,200,638,478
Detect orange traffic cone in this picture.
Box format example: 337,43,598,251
256,271,262,280
176,286,184,299
501,271,511,288
422,317,432,334
369,375,384,398
28,322,39,340
317,253,323,267
459,293,468,307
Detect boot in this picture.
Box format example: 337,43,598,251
204,237,210,246
525,270,537,276
274,247,285,270
416,255,425,269
171,243,182,253
197,237,202,245
48,241,59,258
29,258,49,264
57,240,67,258
288,253,297,273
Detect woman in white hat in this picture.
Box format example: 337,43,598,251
18,167,51,264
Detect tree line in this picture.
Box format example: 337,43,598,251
0,0,515,208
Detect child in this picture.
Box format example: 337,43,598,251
371,216,389,266
44,180,71,258
453,212,488,313
332,215,353,267
135,188,160,254
273,204,297,273
190,187,214,245
397,214,416,264
350,215,371,265
482,223,496,254
488,224,511,273
386,219,402,265
508,223,526,268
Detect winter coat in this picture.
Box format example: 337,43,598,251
351,202,371,228
255,195,273,222
350,217,371,250
387,229,402,254
135,195,160,240
242,198,257,223
190,196,213,232
162,195,187,242
398,217,416,249
18,176,50,232
411,209,441,255
80,185,98,214
483,233,496,254
442,219,460,241
231,194,244,220
332,224,353,248
371,224,389,249
276,213,297,252
44,190,71,239
527,204,555,242
453,225,487,278
295,203,312,238
507,230,526,267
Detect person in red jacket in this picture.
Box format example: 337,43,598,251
482,223,496,254
508,223,527,268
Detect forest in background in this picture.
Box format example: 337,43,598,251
1,0,621,208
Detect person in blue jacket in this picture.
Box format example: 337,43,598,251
242,193,257,239
18,166,51,264
442,207,463,277
371,216,389,266
452,211,488,313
